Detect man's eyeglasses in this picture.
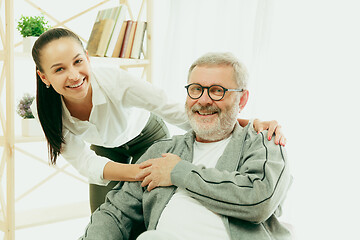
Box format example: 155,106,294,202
185,83,243,101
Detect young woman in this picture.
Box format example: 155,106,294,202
31,28,286,212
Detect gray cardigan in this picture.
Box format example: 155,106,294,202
80,123,292,240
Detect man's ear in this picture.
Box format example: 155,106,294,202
239,90,249,111
36,70,50,86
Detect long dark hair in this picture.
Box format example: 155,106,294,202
32,28,85,164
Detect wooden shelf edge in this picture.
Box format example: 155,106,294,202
15,201,90,230
89,56,150,67
0,135,45,146
12,53,149,68
15,136,46,143
14,52,31,58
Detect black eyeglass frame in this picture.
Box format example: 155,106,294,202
185,83,243,101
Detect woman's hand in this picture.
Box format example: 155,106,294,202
135,153,181,191
253,119,286,146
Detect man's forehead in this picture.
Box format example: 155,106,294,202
189,65,235,83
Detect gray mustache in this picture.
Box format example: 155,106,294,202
191,104,221,113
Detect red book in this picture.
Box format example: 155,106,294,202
119,20,134,58
124,21,137,58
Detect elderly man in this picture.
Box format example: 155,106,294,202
80,52,292,240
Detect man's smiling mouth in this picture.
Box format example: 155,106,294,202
196,111,217,116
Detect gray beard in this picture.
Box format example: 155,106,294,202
186,103,239,142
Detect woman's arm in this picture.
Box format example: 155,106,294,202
103,162,143,182
62,131,142,184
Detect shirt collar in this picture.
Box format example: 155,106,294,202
90,71,107,106
61,97,74,123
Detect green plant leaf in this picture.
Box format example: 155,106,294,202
16,15,51,37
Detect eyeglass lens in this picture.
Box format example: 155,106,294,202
187,84,225,100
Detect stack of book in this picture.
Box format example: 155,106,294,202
86,5,147,59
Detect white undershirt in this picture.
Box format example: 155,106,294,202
156,136,232,240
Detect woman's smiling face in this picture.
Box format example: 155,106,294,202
36,37,92,103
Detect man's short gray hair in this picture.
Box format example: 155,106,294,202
187,52,248,89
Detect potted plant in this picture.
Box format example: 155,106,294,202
16,14,51,53
17,93,43,137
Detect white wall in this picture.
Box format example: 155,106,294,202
256,1,360,239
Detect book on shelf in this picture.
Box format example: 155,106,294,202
119,20,134,58
118,21,147,59
87,6,147,60
94,19,115,57
111,21,128,57
86,11,105,55
124,21,137,58
130,21,147,59
105,5,127,57
87,5,124,57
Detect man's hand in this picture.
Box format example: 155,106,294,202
135,153,181,191
253,119,286,146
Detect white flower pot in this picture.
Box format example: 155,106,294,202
23,36,38,53
21,118,44,137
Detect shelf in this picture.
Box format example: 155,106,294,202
15,135,45,143
0,201,90,230
14,51,149,68
14,52,32,58
90,56,150,68
0,136,45,145
0,135,46,146
16,201,90,229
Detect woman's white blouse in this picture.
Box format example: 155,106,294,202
32,66,190,185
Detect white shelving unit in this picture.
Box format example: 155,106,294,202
0,0,153,239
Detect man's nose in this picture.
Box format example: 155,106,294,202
197,89,213,105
